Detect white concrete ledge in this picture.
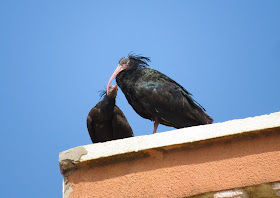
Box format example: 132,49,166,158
59,112,280,173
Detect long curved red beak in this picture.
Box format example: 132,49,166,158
107,64,123,94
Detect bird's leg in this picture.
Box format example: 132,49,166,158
153,117,159,134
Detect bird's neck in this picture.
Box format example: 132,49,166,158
100,96,115,115
116,68,143,90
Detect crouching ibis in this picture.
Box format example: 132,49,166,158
107,55,213,134
87,85,133,143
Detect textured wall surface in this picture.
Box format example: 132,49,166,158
59,112,280,198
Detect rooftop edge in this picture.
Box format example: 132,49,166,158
59,112,280,174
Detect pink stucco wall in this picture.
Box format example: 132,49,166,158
66,131,280,198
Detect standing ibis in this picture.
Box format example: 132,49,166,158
107,54,213,134
87,85,133,143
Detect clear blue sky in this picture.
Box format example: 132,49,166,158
1,1,279,197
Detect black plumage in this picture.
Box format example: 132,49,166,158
107,54,213,134
87,85,133,143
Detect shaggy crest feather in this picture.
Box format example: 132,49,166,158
98,90,107,99
128,53,150,68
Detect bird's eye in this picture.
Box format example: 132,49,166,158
122,61,127,64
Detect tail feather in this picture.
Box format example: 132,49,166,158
193,108,213,125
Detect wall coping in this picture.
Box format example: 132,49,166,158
59,112,280,173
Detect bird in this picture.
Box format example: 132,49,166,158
87,85,133,143
106,54,213,134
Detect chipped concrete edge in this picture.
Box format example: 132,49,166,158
59,146,88,198
59,146,88,174
62,170,74,198
59,112,280,174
